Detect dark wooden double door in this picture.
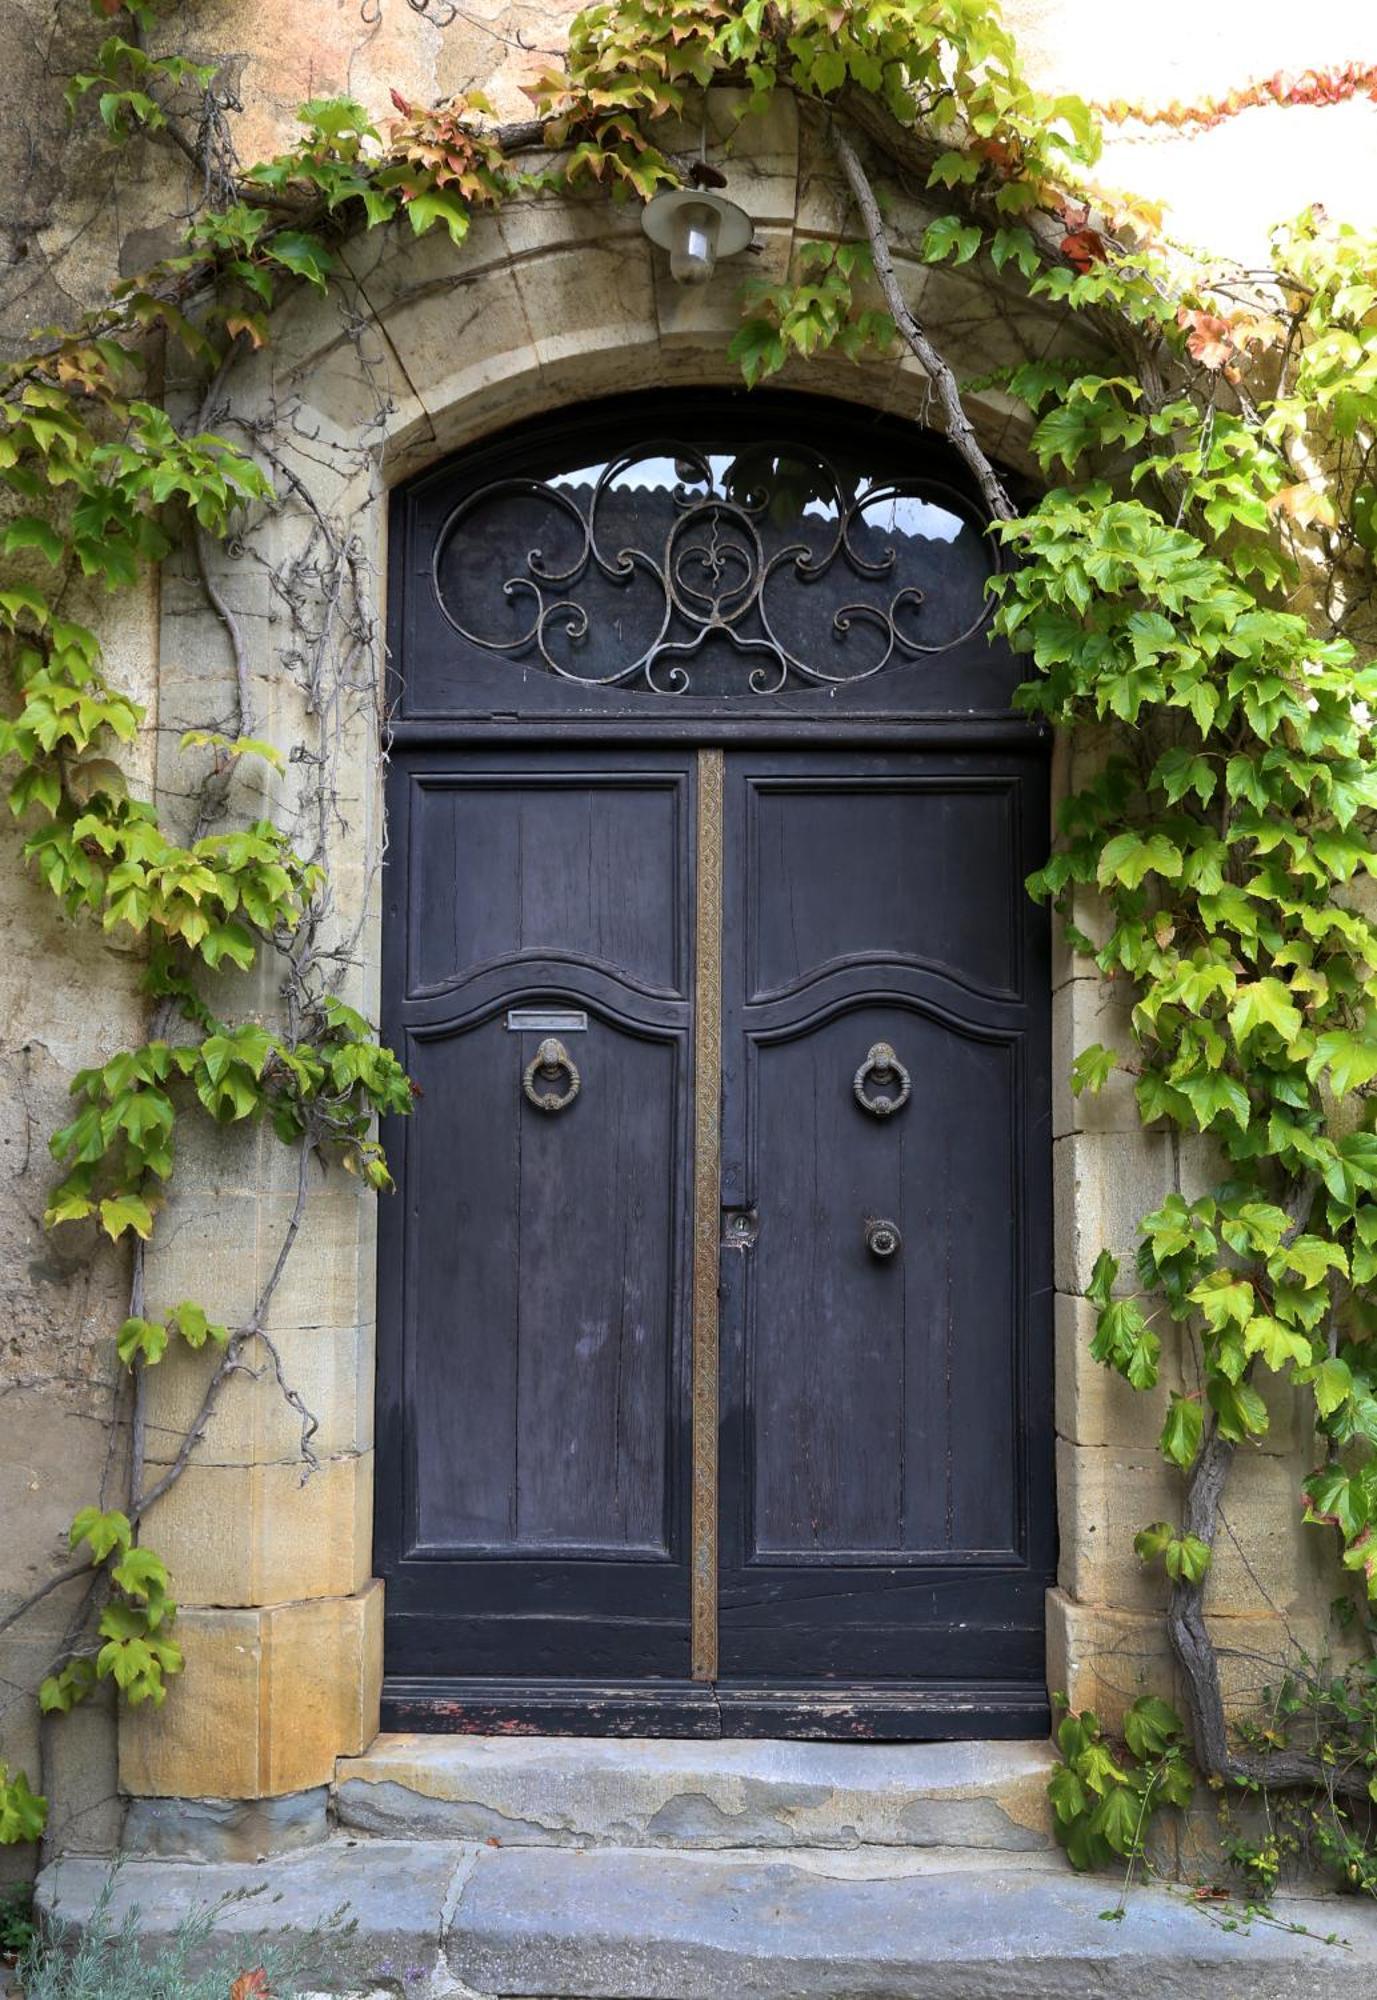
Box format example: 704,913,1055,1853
377,744,1053,1737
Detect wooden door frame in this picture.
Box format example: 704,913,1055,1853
376,722,1054,1741
376,387,1054,1738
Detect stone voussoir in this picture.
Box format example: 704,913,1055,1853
334,1733,1057,1852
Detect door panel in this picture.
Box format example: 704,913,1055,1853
747,1004,1019,1560
409,774,684,994
377,751,695,1682
747,781,1019,999
717,754,1053,1696
404,1015,679,1555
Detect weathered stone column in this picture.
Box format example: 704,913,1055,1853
117,352,389,1832
118,1122,383,1812
1043,744,1333,1731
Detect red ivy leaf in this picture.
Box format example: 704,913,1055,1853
1060,227,1106,272
977,136,1022,175
1177,307,1234,370
390,88,413,115
229,1973,272,2000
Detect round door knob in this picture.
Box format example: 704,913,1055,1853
865,1217,902,1259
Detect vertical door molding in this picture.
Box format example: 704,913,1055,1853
691,748,725,1681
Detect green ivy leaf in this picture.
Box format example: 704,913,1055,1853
1089,1781,1141,1857
1086,1248,1118,1307
263,230,334,289
168,1300,228,1349
111,1546,170,1604
1091,1297,1159,1388
38,1658,98,1716
1070,1044,1118,1096
69,1506,132,1563
116,1316,168,1366
1047,1760,1087,1824
1307,1356,1354,1419
921,214,982,266
98,1193,154,1241
1135,1520,1212,1582
990,225,1040,279
1274,1235,1348,1288
404,190,471,246
1228,978,1303,1052
1208,1376,1270,1442
1096,832,1183,890
1308,1031,1377,1097
3,516,66,565
1159,1393,1203,1470
1123,1695,1183,1760
1243,1316,1312,1373
927,150,983,188
1188,1272,1254,1333
0,1765,47,1844
1177,1068,1251,1134
1152,747,1216,807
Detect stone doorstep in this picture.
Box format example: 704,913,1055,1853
333,1735,1060,1853
34,1838,1377,1999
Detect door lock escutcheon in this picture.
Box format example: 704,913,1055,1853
865,1216,903,1259
722,1207,758,1250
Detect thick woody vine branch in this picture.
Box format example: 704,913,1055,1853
831,123,1015,522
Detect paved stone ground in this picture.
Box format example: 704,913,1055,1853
34,1836,1377,1997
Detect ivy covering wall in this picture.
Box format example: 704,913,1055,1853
1,0,1377,1896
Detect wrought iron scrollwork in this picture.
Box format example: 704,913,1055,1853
431,438,998,696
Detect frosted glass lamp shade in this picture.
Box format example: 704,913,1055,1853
641,188,754,286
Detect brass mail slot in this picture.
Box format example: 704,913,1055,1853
505,1008,588,1033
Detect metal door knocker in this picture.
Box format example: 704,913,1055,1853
522,1037,581,1113
853,1041,911,1117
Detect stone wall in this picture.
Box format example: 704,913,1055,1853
0,0,1374,1885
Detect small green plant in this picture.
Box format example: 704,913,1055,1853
1048,1693,1194,1875
16,1870,356,1999
0,1882,36,1958
1214,1652,1377,1898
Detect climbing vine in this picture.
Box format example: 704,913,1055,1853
3,0,1377,1894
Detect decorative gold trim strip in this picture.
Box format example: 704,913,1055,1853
690,747,724,1683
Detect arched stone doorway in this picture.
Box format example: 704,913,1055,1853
122,90,1123,1806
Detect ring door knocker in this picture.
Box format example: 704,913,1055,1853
853,1040,911,1118
522,1036,581,1114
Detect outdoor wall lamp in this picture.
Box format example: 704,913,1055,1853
641,185,754,285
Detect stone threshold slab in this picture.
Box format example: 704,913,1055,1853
335,1734,1057,1852
35,1839,1377,1998
454,1845,1377,1998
